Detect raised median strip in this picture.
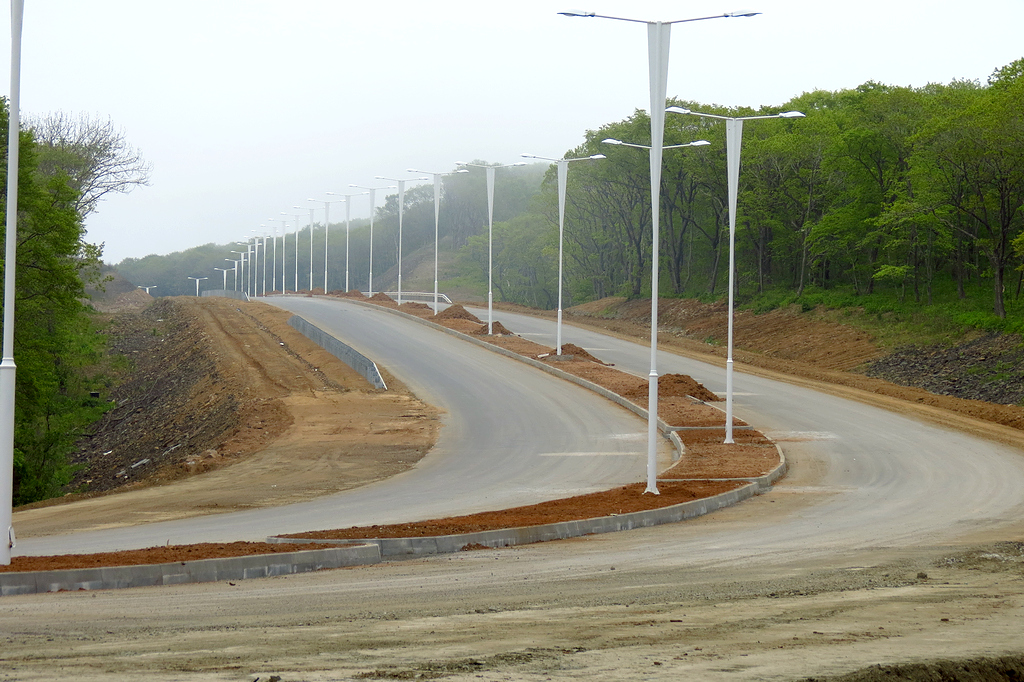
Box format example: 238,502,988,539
265,482,761,557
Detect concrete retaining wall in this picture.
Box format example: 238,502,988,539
287,315,387,389
201,289,250,301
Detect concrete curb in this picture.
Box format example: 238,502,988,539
267,482,759,556
0,544,381,596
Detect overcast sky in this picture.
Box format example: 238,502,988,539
5,1,1024,263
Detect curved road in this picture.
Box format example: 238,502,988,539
472,305,1024,559
17,297,657,556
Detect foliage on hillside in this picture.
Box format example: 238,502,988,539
0,100,113,504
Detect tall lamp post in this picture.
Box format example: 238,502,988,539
599,136,710,492
375,175,428,306
349,183,395,296
225,259,240,290
561,6,761,493
316,194,351,293
231,250,246,295
455,162,527,334
327,191,368,293
300,204,318,291
187,276,208,297
667,106,804,444
286,209,304,293
407,168,469,313
214,267,231,291
521,153,604,351
267,217,287,293
1,0,24,564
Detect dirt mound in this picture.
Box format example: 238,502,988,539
399,301,432,312
368,292,397,307
544,343,605,363
622,373,720,402
807,654,1024,682
436,303,481,323
473,321,514,336
340,289,366,298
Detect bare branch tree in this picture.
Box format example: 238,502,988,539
26,111,152,215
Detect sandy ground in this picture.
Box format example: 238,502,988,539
4,295,1024,681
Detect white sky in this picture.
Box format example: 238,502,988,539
5,0,1024,263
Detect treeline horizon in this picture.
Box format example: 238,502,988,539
119,58,1024,327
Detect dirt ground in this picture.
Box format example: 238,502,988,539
6,292,1024,681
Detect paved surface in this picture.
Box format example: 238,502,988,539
474,306,1024,558
17,297,654,557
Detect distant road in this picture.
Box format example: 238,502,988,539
17,297,653,556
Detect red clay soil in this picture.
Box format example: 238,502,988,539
1,542,340,574
285,481,745,541
436,303,481,322
368,292,399,307
623,373,720,402
473,321,514,336
546,342,606,364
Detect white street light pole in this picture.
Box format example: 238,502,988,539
456,162,527,334
667,106,804,444
521,153,605,351
376,176,428,306
287,209,304,293
267,218,286,293
561,8,759,495
187,276,208,297
259,229,268,296
1,0,25,564
407,168,469,313
320,194,351,293
231,250,246,295
138,285,157,295
350,184,395,296
328,191,368,293
214,267,230,290
301,204,317,291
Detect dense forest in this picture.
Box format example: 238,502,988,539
122,59,1024,333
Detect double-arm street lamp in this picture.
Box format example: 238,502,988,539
225,259,240,290
286,209,305,293
456,162,527,334
213,266,231,291
230,249,247,294
407,168,469,313
561,8,759,495
314,194,351,293
327,191,368,293
301,204,318,291
349,184,395,296
599,137,709,494
667,106,804,444
521,153,605,352
187,276,208,297
376,176,428,306
267,217,287,293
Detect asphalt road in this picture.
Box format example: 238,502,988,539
16,297,654,556
473,305,1024,560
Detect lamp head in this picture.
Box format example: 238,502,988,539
509,161,528,167
590,154,607,159
691,140,712,146
778,111,805,118
558,9,596,17
601,138,623,145
666,106,691,115
724,10,760,17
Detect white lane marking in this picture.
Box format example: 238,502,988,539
764,431,839,441
537,452,645,457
